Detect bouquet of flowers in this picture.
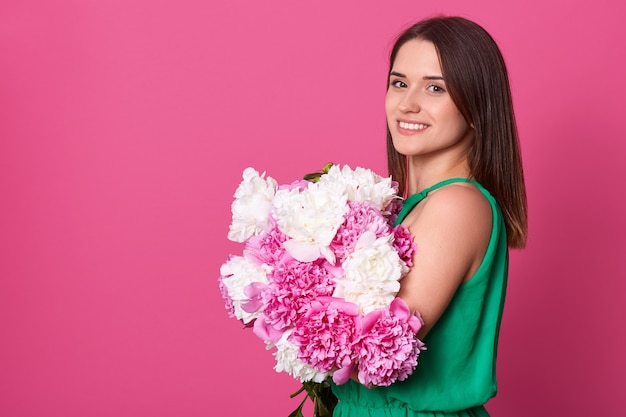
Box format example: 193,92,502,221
218,163,425,416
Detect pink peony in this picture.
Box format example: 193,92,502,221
244,221,289,267
383,195,403,225
290,298,359,374
218,276,235,318
354,298,425,387
262,259,336,332
331,201,393,263
241,282,267,314
392,224,417,267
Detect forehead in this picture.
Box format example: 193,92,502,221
392,39,442,75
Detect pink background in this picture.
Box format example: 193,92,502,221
1,0,625,416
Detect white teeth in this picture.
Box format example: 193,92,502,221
399,121,427,130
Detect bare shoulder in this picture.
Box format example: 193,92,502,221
403,183,492,279
421,183,492,226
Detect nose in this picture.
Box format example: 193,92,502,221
398,89,420,113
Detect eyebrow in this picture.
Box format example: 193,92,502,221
389,71,444,81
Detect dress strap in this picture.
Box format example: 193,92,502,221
395,178,475,225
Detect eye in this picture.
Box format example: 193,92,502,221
390,79,407,88
427,84,446,93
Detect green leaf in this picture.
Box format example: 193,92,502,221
303,172,322,183
289,381,338,417
287,392,308,417
303,163,335,183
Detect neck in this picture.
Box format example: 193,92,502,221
406,154,471,196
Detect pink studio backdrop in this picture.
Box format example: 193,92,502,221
1,0,625,416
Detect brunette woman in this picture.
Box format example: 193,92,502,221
331,16,528,417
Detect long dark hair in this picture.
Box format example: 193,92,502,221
386,16,528,248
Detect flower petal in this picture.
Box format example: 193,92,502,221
358,309,382,334
354,230,377,251
283,239,321,262
408,311,425,334
328,298,360,316
332,361,356,385
389,297,410,321
253,316,284,344
241,298,264,313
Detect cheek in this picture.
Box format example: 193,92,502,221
385,95,396,123
441,104,469,132
451,114,468,130
456,114,471,133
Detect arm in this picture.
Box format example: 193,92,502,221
397,184,492,338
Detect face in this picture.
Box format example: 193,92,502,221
386,39,473,159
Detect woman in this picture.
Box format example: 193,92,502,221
331,16,528,417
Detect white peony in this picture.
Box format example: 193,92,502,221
228,167,278,243
272,331,328,383
219,256,270,324
272,182,348,263
317,164,398,210
334,231,408,314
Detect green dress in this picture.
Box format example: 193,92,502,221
331,178,509,417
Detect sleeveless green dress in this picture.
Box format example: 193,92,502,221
331,178,509,417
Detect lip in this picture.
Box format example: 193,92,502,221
395,119,429,135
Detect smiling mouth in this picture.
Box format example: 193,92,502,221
398,121,428,131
